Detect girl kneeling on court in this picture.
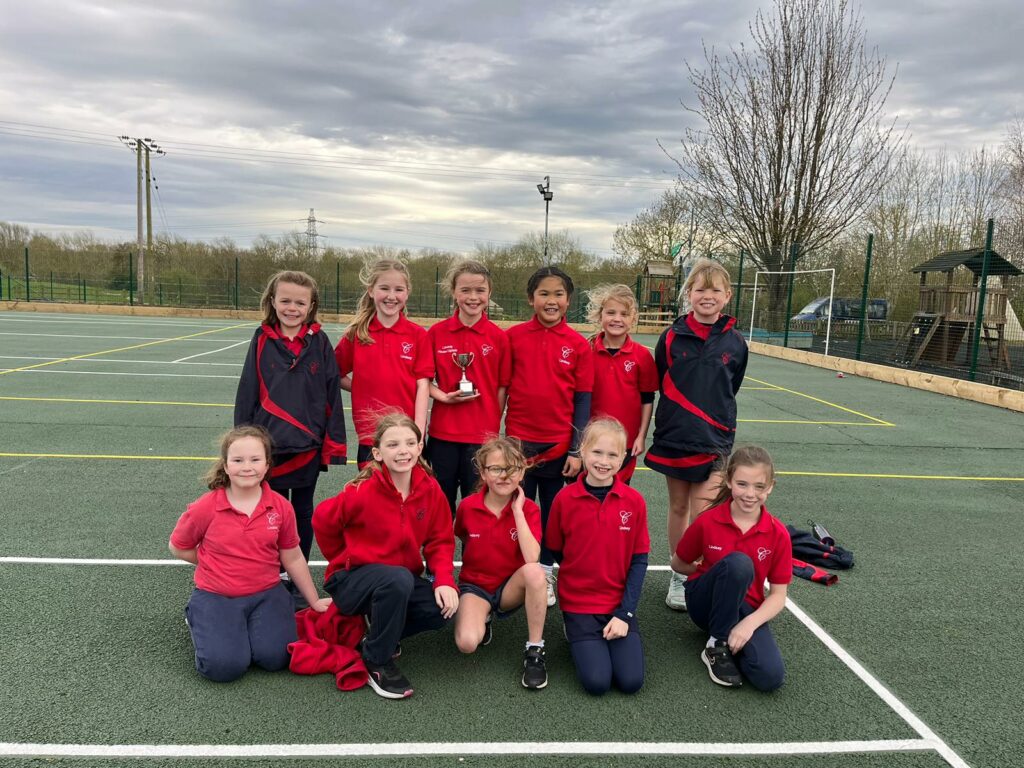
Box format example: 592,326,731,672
169,426,332,683
453,437,548,689
671,445,791,691
312,412,458,699
546,418,649,695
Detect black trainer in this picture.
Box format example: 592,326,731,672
481,615,493,647
522,646,548,690
364,658,414,699
701,641,742,687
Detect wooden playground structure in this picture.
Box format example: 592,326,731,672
893,248,1021,370
635,259,679,327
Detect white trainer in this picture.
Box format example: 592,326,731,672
545,570,557,607
666,571,688,611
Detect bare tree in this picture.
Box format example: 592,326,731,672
673,0,902,313
613,186,699,269
998,118,1024,266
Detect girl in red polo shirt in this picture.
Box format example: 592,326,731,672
644,258,748,613
235,270,348,607
335,259,434,467
426,260,511,515
169,425,331,683
585,284,658,483
313,412,457,700
453,436,548,689
546,418,649,696
505,266,594,607
672,445,791,691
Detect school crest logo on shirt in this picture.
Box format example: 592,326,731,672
619,510,632,531
481,344,494,356
308,361,320,375
266,512,280,530
561,346,573,359
402,342,414,355
721,353,731,365
757,547,771,561
510,528,518,541
623,360,636,373
416,507,426,521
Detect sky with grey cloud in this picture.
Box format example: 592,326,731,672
0,0,1020,257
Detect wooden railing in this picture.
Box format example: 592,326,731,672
917,286,1007,322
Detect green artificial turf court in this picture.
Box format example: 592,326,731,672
1,309,1023,768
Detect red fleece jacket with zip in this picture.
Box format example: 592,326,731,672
313,464,456,589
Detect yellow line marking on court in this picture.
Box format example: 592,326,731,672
3,452,1019,482
631,466,1022,481
778,470,1024,482
0,396,232,408
737,419,893,426
746,376,895,426
743,386,784,391
0,323,253,376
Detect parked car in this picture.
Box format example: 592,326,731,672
791,296,888,322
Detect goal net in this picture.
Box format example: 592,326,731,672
747,268,836,355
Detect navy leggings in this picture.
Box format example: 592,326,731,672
684,552,786,691
523,460,566,567
185,584,296,682
563,612,645,695
269,482,316,561
425,438,481,517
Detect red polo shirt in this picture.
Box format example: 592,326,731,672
505,316,594,444
427,313,511,443
676,500,793,608
335,315,434,444
170,484,299,598
545,476,650,614
313,464,456,589
591,332,658,444
454,490,542,592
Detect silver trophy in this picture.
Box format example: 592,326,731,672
451,352,477,397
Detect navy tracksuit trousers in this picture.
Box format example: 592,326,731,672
684,551,786,691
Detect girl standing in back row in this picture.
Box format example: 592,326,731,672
335,259,434,467
426,259,511,515
504,266,594,607
586,284,658,483
234,270,347,607
644,258,747,612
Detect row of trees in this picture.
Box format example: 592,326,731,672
0,220,640,319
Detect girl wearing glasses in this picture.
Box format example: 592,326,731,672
453,437,549,689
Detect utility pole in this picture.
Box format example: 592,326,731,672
119,136,165,304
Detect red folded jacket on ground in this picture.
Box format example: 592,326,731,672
288,603,368,691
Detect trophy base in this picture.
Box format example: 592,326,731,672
457,386,477,398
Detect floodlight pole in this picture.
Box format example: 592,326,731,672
537,176,553,263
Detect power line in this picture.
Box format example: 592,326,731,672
0,119,675,190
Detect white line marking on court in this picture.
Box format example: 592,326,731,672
0,458,41,476
0,332,246,342
0,559,971,765
0,354,243,367
785,597,970,768
0,315,246,328
0,739,938,759
10,369,240,379
173,339,249,363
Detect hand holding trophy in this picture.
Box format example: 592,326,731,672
451,352,477,398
